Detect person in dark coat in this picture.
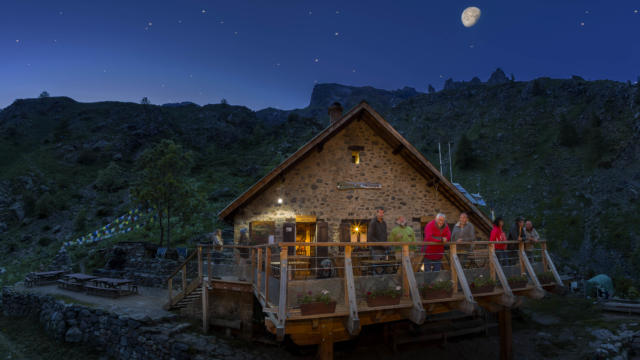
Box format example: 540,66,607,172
507,217,525,265
368,207,388,272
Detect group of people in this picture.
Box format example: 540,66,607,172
368,207,541,271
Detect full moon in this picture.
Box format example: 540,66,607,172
461,6,481,27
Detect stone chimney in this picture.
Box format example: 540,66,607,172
328,102,343,124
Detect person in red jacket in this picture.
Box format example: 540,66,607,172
423,213,451,272
490,217,508,264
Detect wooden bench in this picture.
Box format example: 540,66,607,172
85,285,121,298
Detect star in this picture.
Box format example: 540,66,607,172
634,9,639,14
15,39,20,43
178,20,183,24
335,10,340,14
189,74,193,78
275,63,281,67
580,21,585,26
201,9,206,14
53,39,57,43
234,31,238,35
585,10,589,14
220,20,224,24
314,58,319,63
148,22,153,26
439,74,444,78
469,44,475,48
352,69,356,73
308,11,312,15
334,32,339,36
59,11,63,15
161,84,165,88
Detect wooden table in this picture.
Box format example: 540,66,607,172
57,273,96,292
26,270,67,287
86,277,137,298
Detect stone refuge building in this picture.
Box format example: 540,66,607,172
219,101,492,251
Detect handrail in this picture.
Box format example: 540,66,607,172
166,250,199,281
271,240,540,247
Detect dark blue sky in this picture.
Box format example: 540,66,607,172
1,1,638,110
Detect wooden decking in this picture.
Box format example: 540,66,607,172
165,240,562,360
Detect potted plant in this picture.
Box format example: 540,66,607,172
366,286,402,307
469,275,496,294
537,271,555,285
297,290,336,316
421,280,454,300
508,274,528,289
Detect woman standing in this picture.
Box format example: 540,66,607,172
490,217,508,264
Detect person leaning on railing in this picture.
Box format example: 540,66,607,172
451,212,475,268
422,213,451,272
490,217,508,264
523,220,540,263
388,215,416,260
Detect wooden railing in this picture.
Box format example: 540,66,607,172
166,248,202,309
166,239,561,337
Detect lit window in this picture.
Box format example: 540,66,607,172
351,151,360,164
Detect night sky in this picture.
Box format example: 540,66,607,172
1,1,638,110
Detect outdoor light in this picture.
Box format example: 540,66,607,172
277,198,283,204
354,227,359,232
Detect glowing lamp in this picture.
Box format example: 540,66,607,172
277,198,283,204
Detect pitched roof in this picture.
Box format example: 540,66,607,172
218,101,493,234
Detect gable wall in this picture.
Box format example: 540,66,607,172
232,119,488,244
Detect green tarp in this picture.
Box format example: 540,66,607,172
585,274,614,297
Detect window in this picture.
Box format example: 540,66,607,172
249,221,275,245
295,222,316,256
340,220,368,243
348,145,364,164
351,151,360,164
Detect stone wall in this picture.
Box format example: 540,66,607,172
233,119,489,244
181,287,255,338
94,242,180,288
0,287,290,360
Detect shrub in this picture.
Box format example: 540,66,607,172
77,149,97,165
366,285,402,299
420,280,453,293
38,237,53,247
471,275,497,288
35,192,54,219
95,162,127,192
454,133,475,169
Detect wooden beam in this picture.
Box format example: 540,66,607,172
202,283,209,333
542,243,563,286
499,307,513,360
343,246,360,335
257,248,263,301
265,247,271,304
402,245,425,324
519,242,544,299
277,248,288,340
490,249,515,307
167,278,172,307
198,246,203,280
450,245,476,314
207,250,212,285
318,319,334,360
392,144,404,155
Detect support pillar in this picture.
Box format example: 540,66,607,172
499,307,513,360
318,319,334,360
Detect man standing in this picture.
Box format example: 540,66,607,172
451,212,475,268
423,213,451,272
368,207,388,259
524,220,540,262
507,217,525,265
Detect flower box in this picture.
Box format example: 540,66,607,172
508,279,528,289
422,289,453,300
300,301,337,316
366,294,401,307
470,285,495,294
537,272,555,285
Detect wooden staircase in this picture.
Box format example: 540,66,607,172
168,282,203,310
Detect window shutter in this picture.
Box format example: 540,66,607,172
283,222,295,255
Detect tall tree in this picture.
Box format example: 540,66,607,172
132,140,197,247
454,133,475,169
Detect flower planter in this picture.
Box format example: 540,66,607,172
366,295,401,307
422,289,453,300
508,280,528,289
538,275,554,285
300,301,337,316
470,285,495,294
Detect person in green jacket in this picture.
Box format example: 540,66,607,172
388,215,416,261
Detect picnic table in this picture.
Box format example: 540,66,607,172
85,277,138,298
25,270,67,287
57,273,97,292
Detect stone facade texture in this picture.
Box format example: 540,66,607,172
232,119,488,244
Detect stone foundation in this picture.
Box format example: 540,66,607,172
0,287,290,360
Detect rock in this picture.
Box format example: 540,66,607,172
52,225,62,233
65,326,83,343
9,202,24,222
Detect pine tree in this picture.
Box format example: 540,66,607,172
454,133,475,169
